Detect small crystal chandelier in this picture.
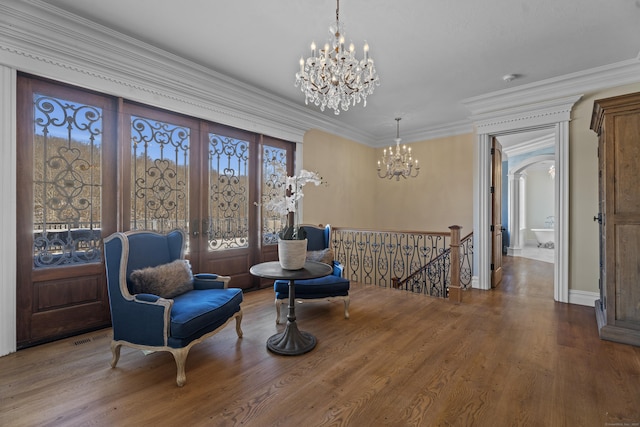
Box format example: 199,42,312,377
377,118,419,180
295,0,379,115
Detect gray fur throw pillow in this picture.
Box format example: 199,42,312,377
130,259,194,298
306,248,334,264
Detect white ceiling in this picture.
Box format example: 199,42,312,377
41,0,640,145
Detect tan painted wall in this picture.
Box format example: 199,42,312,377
300,129,377,229
569,82,640,293
373,133,474,233
300,129,474,235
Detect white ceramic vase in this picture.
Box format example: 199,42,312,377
277,238,307,270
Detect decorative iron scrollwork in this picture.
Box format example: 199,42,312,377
261,146,287,245
332,229,447,288
130,116,189,233
32,94,103,268
332,228,473,297
207,134,249,250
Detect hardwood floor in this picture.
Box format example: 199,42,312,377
1,256,639,426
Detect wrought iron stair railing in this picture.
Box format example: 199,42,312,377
395,230,473,300
331,226,473,301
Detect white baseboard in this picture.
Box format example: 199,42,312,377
471,276,480,289
507,247,522,256
568,290,598,307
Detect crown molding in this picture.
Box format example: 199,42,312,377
470,94,582,135
0,0,379,145
462,57,640,118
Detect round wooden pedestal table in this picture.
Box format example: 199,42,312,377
249,261,332,356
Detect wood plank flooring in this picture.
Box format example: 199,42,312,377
1,256,640,426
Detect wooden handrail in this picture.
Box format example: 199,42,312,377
332,226,450,237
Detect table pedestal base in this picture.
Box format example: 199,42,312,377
249,262,331,357
267,321,316,356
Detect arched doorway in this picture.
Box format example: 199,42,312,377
507,153,555,258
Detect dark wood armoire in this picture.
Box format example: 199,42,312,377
590,92,640,347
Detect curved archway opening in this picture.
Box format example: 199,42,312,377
507,154,555,261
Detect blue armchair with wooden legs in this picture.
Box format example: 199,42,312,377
273,224,350,324
103,229,243,386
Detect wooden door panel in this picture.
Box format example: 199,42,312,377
34,275,102,310
615,225,640,325
202,251,254,290
491,138,503,287
198,125,256,287
30,300,108,341
612,114,640,214
16,75,115,348
257,138,294,273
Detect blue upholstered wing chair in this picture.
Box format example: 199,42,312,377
274,224,350,324
103,229,243,386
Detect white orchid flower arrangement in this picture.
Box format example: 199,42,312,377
263,163,324,240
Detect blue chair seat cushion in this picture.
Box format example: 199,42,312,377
274,276,350,300
170,288,243,340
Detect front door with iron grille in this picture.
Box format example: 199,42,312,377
198,127,294,288
16,75,116,348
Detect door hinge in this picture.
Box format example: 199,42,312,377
490,225,495,232
490,186,495,194
490,148,495,155
490,263,495,271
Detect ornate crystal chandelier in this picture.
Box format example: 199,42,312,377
295,0,379,115
377,118,419,180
